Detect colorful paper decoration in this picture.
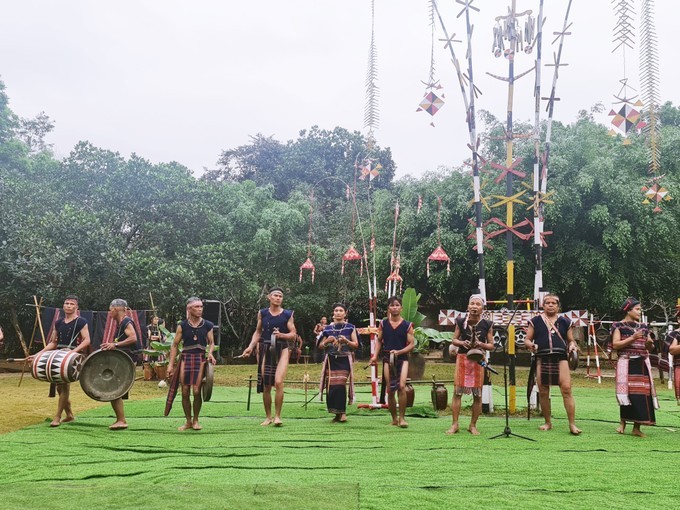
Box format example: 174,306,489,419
299,257,315,283
608,100,645,140
642,177,672,213
341,245,363,275
427,246,450,277
417,91,445,117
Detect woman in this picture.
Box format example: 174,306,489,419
447,294,494,435
318,304,359,422
146,316,166,363
611,297,658,437
669,317,680,405
524,293,581,435
666,308,680,405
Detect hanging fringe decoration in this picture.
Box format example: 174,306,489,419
416,1,445,127
426,196,451,277
300,193,316,283
341,245,363,275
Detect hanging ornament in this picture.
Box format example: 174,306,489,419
300,193,316,283
416,1,445,127
426,196,451,277
299,257,315,283
641,176,672,213
341,244,363,275
417,195,423,214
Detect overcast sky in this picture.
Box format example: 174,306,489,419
0,1,676,179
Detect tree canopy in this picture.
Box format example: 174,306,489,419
2,80,680,354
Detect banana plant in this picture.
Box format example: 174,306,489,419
401,288,451,353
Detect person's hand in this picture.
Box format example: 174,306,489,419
463,340,472,349
101,342,115,351
167,365,174,378
568,341,578,353
208,354,217,365
368,357,377,366
242,346,253,358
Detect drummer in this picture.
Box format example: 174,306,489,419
524,293,581,435
446,294,494,436
30,295,91,427
168,297,216,431
101,299,137,430
369,296,415,428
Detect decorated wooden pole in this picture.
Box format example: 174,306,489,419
432,0,487,299
488,0,536,413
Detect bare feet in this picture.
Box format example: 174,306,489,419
273,417,283,427
191,422,202,431
398,419,408,428
260,418,273,426
50,419,61,427
391,419,399,426
109,421,128,430
468,425,480,436
178,423,192,431
632,428,646,438
538,423,553,431
616,422,626,434
338,414,347,423
569,424,582,435
445,424,459,435
61,415,75,424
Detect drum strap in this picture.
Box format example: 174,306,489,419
64,316,82,349
541,314,567,352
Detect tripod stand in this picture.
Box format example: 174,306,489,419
489,307,536,442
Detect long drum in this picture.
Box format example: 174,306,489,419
79,349,135,402
32,349,84,383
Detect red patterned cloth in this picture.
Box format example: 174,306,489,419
455,353,483,397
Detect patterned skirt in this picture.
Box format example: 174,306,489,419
257,340,288,392
455,353,484,397
181,350,205,386
617,357,657,425
382,353,407,392
537,352,567,387
326,355,351,414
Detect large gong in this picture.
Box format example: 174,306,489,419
202,362,214,402
79,349,135,402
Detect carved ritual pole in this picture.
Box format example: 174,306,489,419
488,0,535,413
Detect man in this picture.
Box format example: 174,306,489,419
101,299,137,430
30,295,91,427
369,296,415,428
524,293,582,435
168,297,216,431
446,294,494,435
241,287,296,426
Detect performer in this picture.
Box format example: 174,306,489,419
30,295,91,427
669,320,680,405
168,297,216,431
318,303,359,422
314,316,328,346
446,294,494,435
146,316,166,363
524,293,581,435
101,299,137,430
611,297,658,437
369,296,415,428
241,287,297,426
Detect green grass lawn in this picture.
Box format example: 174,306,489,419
1,366,679,509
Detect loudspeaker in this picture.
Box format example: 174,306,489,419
202,300,221,347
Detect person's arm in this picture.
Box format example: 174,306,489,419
0,327,3,343
369,325,383,364
167,325,183,378
612,325,642,350
30,328,58,360
319,329,335,349
346,328,359,350
275,313,297,342
74,322,91,354
566,324,577,353
481,324,495,351
669,337,680,356
524,321,537,352
399,325,416,355
206,328,217,364
242,312,262,357
451,324,464,348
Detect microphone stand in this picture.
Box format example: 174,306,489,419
489,305,536,442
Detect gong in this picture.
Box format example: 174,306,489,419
202,362,214,401
79,349,135,402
